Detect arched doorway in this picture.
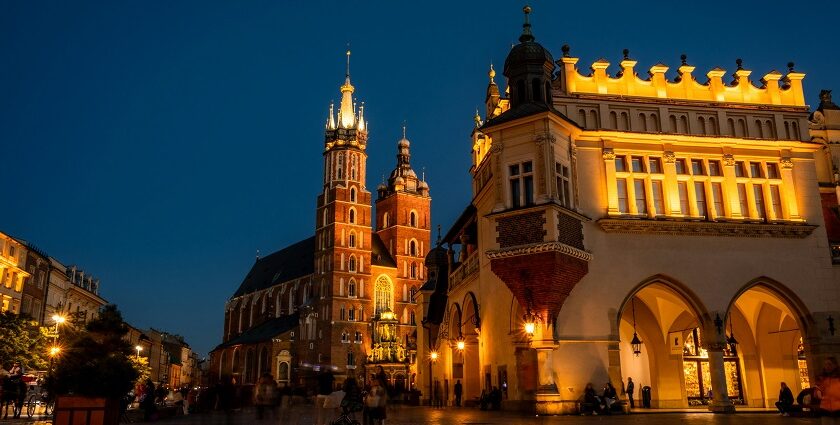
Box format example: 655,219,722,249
726,279,814,407
617,277,712,408
460,294,481,403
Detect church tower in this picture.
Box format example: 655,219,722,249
314,51,373,368
375,128,431,306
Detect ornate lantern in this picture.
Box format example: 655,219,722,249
631,298,643,357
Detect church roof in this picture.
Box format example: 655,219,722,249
232,237,315,298
213,313,300,351
482,102,580,130
371,233,397,268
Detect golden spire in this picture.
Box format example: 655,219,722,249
339,49,356,128
327,101,336,130
358,102,366,131
489,63,496,84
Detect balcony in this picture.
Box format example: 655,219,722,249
449,252,479,293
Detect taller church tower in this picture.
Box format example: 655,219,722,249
313,51,373,368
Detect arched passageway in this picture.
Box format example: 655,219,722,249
617,278,712,408
726,280,814,407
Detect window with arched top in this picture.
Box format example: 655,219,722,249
350,187,356,203
375,275,393,314
409,211,417,227
349,231,356,248
409,240,417,256
410,263,417,279
348,279,356,297
349,256,356,272
349,208,356,224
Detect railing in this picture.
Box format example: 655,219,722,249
449,252,479,292
831,242,840,265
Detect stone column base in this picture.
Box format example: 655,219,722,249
708,402,736,413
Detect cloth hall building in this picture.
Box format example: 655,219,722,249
210,58,431,391
416,7,840,415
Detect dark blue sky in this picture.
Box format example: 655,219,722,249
3,1,838,356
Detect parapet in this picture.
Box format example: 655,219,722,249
558,52,806,108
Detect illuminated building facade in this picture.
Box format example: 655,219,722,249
416,7,840,414
212,54,430,390
0,231,30,314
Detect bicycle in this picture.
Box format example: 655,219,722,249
25,388,53,418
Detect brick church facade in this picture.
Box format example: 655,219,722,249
210,54,431,391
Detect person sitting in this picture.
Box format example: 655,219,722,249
580,383,601,415
775,382,794,416
602,382,618,413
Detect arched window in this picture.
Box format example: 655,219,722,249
409,240,417,256
349,231,356,248
278,361,289,382
409,211,417,227
639,113,647,132
350,155,357,181
382,212,389,229
410,263,417,279
375,276,393,314
349,208,356,224
322,209,328,227
578,109,587,127
410,310,416,325
350,187,356,203
336,153,344,180
349,256,356,272
348,279,356,297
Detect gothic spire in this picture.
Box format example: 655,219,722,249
339,49,356,128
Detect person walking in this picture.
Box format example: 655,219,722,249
140,379,157,421
775,382,794,416
626,377,635,409
365,376,387,425
817,357,840,424
316,370,335,425
216,375,237,425
454,380,463,407
254,373,278,420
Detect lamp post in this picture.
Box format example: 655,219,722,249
429,350,438,407
135,345,143,360
630,298,643,357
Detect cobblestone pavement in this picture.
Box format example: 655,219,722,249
4,407,821,425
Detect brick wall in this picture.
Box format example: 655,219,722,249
557,212,584,250
497,211,546,247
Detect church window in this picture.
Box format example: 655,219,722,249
337,154,344,180
340,305,346,321
555,162,571,208
410,310,416,325
355,331,362,343
349,231,356,248
374,276,393,314
349,208,356,224
348,308,355,321
410,263,417,279
350,155,358,180
322,209,329,227
347,351,354,366
348,280,356,297
409,211,417,227
349,256,356,272
508,161,534,208
409,240,417,256
350,187,356,203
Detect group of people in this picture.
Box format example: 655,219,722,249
315,369,390,425
581,381,620,415
774,356,840,422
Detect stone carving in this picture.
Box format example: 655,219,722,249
723,154,736,167
663,151,676,164
596,218,817,239
602,148,616,161
781,157,794,169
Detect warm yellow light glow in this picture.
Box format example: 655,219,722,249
52,314,66,324
49,346,61,357
135,345,143,353
430,351,439,361
456,340,465,351
524,322,536,336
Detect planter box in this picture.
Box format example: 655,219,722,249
54,396,120,425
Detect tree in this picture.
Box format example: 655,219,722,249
50,305,138,398
0,311,50,371
128,355,151,385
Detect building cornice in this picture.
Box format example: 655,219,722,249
486,241,593,262
597,218,818,238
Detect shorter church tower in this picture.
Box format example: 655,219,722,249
375,129,432,309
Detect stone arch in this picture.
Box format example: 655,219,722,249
617,274,711,327
461,292,481,331
448,302,463,339
725,276,814,336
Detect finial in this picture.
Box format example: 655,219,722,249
787,62,795,72
422,166,426,181
489,63,496,83
345,45,351,78
681,54,687,65
256,249,261,261
474,108,482,127
402,121,407,139
736,58,743,70
436,224,442,246
561,44,570,57
622,49,630,60
519,5,534,43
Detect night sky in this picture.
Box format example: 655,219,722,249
3,1,839,356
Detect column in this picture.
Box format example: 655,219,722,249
705,322,735,413
603,148,619,215
779,157,801,220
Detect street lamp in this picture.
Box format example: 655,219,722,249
52,314,66,325
135,345,143,359
429,351,439,361
523,309,537,337
456,337,465,351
